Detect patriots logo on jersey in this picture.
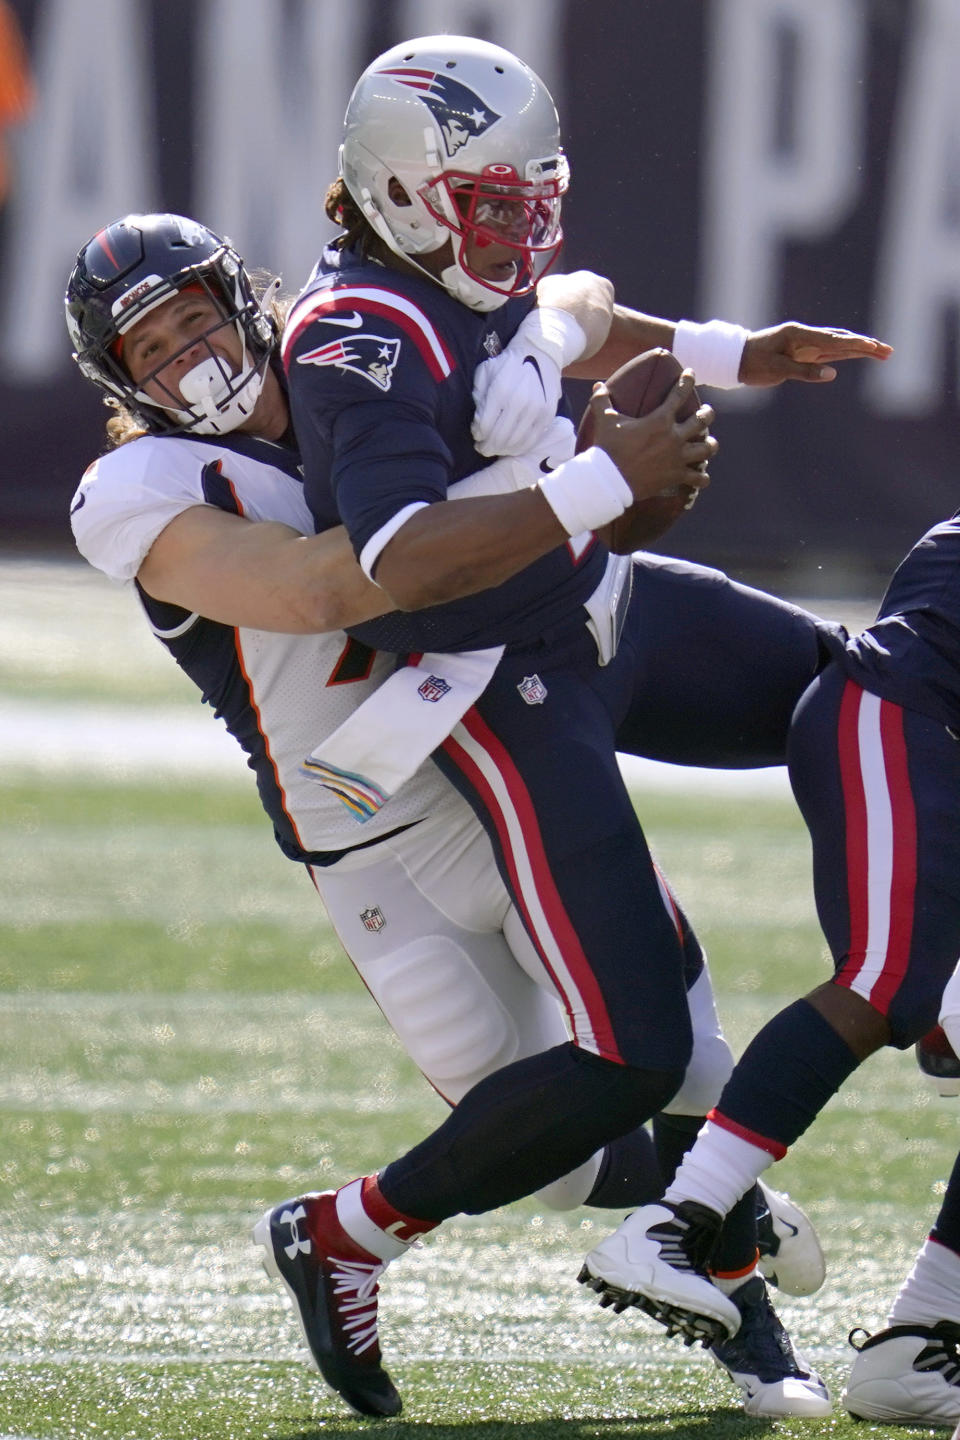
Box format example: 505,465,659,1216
296,334,401,392
378,66,502,157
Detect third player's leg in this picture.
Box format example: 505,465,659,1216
613,554,844,768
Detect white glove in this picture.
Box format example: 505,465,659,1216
452,416,577,499
471,306,586,458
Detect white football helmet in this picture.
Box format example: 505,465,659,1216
340,35,569,312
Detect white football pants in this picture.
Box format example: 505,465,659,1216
311,785,733,1208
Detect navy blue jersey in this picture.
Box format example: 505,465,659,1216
841,514,960,727
281,243,606,654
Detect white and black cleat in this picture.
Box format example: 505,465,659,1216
755,1181,826,1296
844,1320,960,1425
579,1200,740,1346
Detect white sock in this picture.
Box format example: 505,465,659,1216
664,1118,775,1216
889,1236,960,1327
335,1178,410,1262
713,1263,761,1295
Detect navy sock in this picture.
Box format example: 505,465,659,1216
586,1125,663,1208
653,1110,700,1184
716,998,862,1149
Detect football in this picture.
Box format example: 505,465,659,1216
575,348,703,554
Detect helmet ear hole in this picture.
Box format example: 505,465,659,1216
387,177,413,206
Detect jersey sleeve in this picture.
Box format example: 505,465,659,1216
69,437,206,583
282,287,456,565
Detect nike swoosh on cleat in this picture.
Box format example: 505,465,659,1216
318,311,364,329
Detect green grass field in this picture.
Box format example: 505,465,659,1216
0,562,952,1439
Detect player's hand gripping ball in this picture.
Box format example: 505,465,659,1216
576,348,703,553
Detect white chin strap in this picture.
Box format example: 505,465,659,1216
439,260,514,313
171,353,265,435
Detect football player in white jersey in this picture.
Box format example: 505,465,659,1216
67,210,824,1422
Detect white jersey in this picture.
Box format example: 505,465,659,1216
69,430,450,861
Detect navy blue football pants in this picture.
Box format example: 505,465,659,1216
788,663,960,1047
436,554,838,1071
378,555,836,1221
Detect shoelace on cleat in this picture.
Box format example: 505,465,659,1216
329,1256,386,1355
916,1332,960,1385
648,1218,699,1273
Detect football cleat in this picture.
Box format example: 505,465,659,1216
253,1190,401,1418
755,1182,826,1296
710,1275,832,1417
843,1321,960,1425
916,1026,960,1098
579,1200,740,1346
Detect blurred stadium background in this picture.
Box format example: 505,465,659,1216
2,0,959,592
2,4,960,1436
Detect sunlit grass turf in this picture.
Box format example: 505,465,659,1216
0,772,955,1439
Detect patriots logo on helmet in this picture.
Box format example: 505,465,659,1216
379,67,502,157
297,334,401,392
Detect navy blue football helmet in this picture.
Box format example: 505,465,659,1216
65,212,277,434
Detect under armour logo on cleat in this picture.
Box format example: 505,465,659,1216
280,1204,312,1259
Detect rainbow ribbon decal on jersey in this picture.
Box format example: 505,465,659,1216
301,645,505,822
300,757,389,822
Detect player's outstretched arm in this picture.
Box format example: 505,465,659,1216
566,306,892,388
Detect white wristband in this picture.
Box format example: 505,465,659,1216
538,446,632,537
517,304,588,368
672,318,749,389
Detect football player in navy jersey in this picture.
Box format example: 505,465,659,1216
581,512,960,1423
67,210,830,1422
268,30,893,1421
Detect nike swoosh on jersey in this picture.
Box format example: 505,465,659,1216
317,311,364,329
70,491,87,515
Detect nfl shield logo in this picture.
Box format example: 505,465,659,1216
518,674,548,705
360,906,385,932
418,674,451,703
